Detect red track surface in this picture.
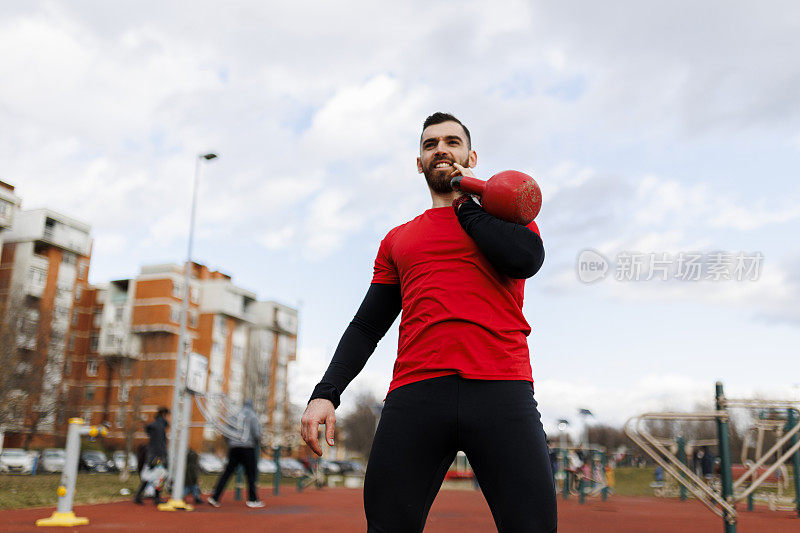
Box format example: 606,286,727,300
2,488,798,532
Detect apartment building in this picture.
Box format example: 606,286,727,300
0,181,298,452
0,207,93,446
74,262,299,452
0,181,23,248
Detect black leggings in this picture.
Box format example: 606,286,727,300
212,447,258,502
364,375,557,532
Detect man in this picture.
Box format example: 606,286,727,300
134,407,170,505
301,112,556,532
207,400,265,508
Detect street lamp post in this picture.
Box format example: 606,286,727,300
164,153,217,510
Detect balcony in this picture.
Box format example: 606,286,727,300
98,323,141,358
23,280,45,298
40,222,91,256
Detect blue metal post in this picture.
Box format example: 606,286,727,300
273,446,282,496
234,464,243,501
715,382,737,533
787,409,800,518
677,436,687,501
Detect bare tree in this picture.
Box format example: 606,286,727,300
339,391,381,460
245,328,272,422
0,291,69,449
115,333,157,481
0,294,27,435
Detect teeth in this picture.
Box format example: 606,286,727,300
435,162,451,168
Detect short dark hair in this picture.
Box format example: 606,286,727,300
421,112,471,149
157,407,170,417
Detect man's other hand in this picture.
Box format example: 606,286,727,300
300,398,336,456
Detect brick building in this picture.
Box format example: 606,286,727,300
69,262,298,452
0,206,92,447
0,185,298,453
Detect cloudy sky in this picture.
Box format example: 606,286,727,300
3,1,799,437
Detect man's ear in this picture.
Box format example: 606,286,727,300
416,157,423,173
467,150,477,169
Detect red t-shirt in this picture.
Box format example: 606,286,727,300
372,206,540,394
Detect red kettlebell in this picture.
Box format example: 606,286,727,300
451,170,542,225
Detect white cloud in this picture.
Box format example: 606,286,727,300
3,1,800,427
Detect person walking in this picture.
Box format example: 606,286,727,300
301,112,555,532
207,400,264,508
134,407,170,505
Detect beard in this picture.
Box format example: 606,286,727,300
422,155,470,194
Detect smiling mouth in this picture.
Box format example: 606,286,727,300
433,161,453,170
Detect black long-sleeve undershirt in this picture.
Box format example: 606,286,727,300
455,199,545,279
308,203,545,407
309,283,402,408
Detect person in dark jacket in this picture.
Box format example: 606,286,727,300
700,446,715,481
136,443,147,477
184,448,204,504
134,407,170,505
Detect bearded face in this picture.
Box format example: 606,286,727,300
422,153,471,194
417,121,474,195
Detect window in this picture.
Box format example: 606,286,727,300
75,285,82,300
107,333,121,350
232,345,244,362
190,285,199,303
68,335,75,350
115,407,124,428
170,306,181,324
172,280,182,298
189,311,198,328
82,409,92,424
90,335,99,352
28,267,47,287
64,359,72,376
71,312,78,327
114,306,124,321
85,385,95,401
118,383,130,402
62,252,76,265
93,311,102,328
0,200,10,217
215,315,228,337
78,260,89,279
86,358,98,376
54,305,70,321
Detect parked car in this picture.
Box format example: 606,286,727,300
40,448,67,473
79,450,115,473
277,458,306,478
319,459,341,475
112,451,138,472
0,448,35,474
333,460,365,475
198,453,225,473
257,457,277,474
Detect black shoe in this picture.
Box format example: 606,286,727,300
133,498,144,505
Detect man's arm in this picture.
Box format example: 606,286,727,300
455,199,545,279
300,282,401,455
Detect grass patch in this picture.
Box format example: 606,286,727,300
610,466,796,502
0,472,302,510
613,466,658,497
